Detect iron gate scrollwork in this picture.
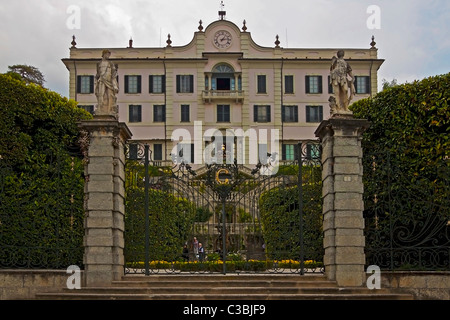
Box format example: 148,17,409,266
124,141,324,274
364,150,450,271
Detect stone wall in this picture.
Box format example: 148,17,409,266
380,271,450,300
0,270,77,300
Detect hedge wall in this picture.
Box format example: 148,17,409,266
0,74,92,268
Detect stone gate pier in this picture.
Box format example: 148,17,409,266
79,119,132,287
315,116,370,287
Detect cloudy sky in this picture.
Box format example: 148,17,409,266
0,0,448,97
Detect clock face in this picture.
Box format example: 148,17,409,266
214,30,232,49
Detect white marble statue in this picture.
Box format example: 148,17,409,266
95,50,119,118
330,50,355,115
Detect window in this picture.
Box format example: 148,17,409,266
153,105,166,122
79,105,94,115
257,75,266,94
306,105,323,123
153,144,163,161
217,105,230,122
128,144,139,160
181,105,190,122
306,144,321,159
254,105,271,123
176,75,194,93
129,105,142,122
177,143,194,163
125,75,142,94
305,75,323,94
355,76,370,94
77,75,94,94
282,144,299,161
285,75,294,94
149,75,165,93
258,144,268,164
328,75,334,94
282,105,298,123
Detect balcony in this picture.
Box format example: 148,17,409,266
202,90,244,103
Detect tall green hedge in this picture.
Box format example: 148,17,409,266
259,182,323,261
0,74,92,268
351,72,449,173
351,73,450,269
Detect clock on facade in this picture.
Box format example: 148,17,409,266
213,30,232,49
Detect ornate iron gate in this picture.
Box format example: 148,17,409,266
124,141,323,274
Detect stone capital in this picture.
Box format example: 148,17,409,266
315,115,371,140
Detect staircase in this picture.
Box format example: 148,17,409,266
35,274,414,300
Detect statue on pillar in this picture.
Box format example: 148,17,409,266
95,49,119,119
330,50,355,116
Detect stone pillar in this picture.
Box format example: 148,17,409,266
315,115,370,287
79,119,132,287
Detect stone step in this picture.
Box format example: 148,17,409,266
36,291,413,300
35,274,414,300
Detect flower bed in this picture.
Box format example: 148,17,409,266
127,259,323,272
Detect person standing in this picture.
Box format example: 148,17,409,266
198,243,205,262
193,237,199,260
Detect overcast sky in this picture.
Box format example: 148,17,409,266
0,0,449,97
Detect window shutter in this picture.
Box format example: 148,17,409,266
124,75,129,93
282,144,286,160
137,75,142,93
129,105,133,122
318,76,323,93
294,106,299,122
319,106,323,122
294,143,300,161
138,105,142,122
266,105,271,122
162,75,166,93
328,75,333,94
176,75,180,93
305,76,310,93
76,76,81,94
191,143,195,163
365,76,371,94
149,75,153,93
162,105,166,122
254,105,258,122
281,106,286,122
306,106,311,122
189,75,194,93
89,76,94,93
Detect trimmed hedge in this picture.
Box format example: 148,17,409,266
0,74,92,268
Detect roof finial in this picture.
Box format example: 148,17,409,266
242,20,247,32
71,35,77,48
219,1,226,20
198,20,204,32
166,34,172,47
370,35,377,49
275,35,280,48
128,37,133,48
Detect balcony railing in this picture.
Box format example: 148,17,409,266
202,90,244,103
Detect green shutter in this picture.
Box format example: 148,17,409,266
124,75,129,93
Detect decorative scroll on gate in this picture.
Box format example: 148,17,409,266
124,141,323,274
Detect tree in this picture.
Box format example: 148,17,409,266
7,64,45,86
381,78,398,91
